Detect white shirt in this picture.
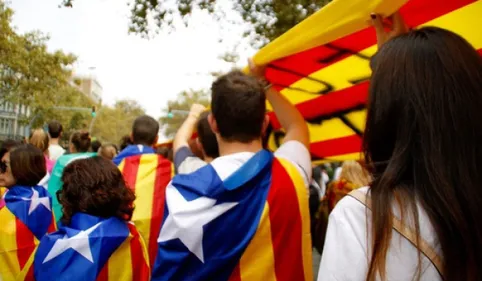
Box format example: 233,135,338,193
48,144,65,162
209,141,311,185
317,187,442,281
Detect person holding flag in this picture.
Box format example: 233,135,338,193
0,144,56,281
115,115,173,268
153,61,313,281
34,157,150,280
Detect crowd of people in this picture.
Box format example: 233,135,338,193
1,11,482,281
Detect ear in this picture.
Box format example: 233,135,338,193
208,113,219,134
262,114,270,135
153,135,159,147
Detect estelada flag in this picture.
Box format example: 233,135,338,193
117,145,174,267
253,0,482,162
0,185,56,281
152,150,312,281
34,213,150,281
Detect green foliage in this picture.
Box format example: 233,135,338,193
61,0,331,46
91,99,146,145
1,1,91,133
159,89,210,138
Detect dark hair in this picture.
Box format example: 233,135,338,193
70,130,91,153
119,135,133,151
0,139,20,159
48,121,63,139
211,70,266,143
29,129,49,153
364,27,482,281
132,115,159,146
91,140,102,153
197,111,219,158
59,157,135,225
10,144,46,186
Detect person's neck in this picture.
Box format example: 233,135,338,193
50,138,59,145
218,139,263,157
204,156,214,163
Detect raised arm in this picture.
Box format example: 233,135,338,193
173,104,206,155
248,59,310,150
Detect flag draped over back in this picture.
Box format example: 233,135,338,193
118,149,174,267
34,213,150,281
0,186,56,281
153,150,312,281
254,0,482,162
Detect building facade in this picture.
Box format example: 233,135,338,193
72,76,103,104
0,100,31,140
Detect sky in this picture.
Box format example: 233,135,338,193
9,0,256,118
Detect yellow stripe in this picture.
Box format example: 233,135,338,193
0,208,21,281
16,247,37,281
108,234,133,281
277,158,313,281
239,204,277,281
131,155,158,256
312,152,364,165
118,160,125,172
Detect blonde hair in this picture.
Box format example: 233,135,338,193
98,144,117,161
29,129,49,154
339,160,371,187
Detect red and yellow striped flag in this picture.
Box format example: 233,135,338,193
118,154,174,267
254,0,482,162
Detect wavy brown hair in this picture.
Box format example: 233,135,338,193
364,27,482,281
59,156,135,225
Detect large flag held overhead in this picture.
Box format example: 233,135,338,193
117,145,174,267
152,150,312,281
0,186,56,281
34,213,150,281
255,0,482,162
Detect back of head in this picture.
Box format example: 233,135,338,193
339,160,371,188
48,121,63,139
91,140,102,153
119,135,133,151
59,157,135,225
0,139,20,159
211,70,266,143
364,27,482,280
98,144,118,160
132,115,159,146
196,111,219,158
10,144,46,186
70,130,91,153
29,129,49,153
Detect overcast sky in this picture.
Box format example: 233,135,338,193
9,0,255,117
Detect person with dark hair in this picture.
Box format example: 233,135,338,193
318,13,482,281
90,139,102,153
34,157,150,280
0,144,56,280
119,135,133,152
48,130,97,220
113,115,159,165
29,129,55,174
98,143,118,160
115,115,173,267
48,120,65,161
0,139,20,198
173,104,220,174
153,61,312,279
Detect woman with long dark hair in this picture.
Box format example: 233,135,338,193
48,130,97,219
0,144,56,280
317,13,482,281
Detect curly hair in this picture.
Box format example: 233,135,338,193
59,156,135,225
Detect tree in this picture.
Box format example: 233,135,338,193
159,89,210,138
91,99,146,145
61,0,332,47
1,1,90,132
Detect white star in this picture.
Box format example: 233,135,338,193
158,185,238,263
22,189,51,215
43,222,102,264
